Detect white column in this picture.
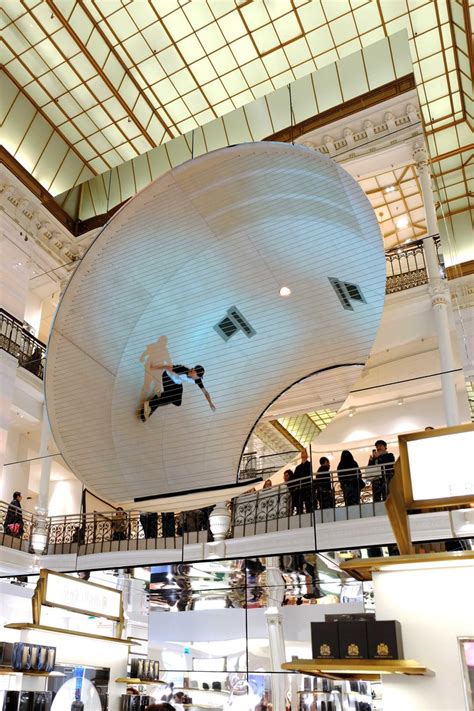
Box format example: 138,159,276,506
31,404,52,555
413,144,460,426
264,557,287,711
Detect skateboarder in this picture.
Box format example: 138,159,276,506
138,364,216,421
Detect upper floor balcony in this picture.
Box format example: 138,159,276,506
0,461,458,574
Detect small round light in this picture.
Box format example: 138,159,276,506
279,286,291,297
395,216,409,229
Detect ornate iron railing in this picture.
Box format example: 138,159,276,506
239,450,298,481
231,465,392,534
0,308,46,379
0,465,392,556
385,234,442,294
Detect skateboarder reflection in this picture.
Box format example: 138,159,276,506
138,363,216,422
139,335,171,402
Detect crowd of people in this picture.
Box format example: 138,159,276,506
276,439,396,513
2,441,395,546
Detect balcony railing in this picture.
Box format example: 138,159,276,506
0,308,46,379
0,466,393,556
385,234,442,294
239,450,297,481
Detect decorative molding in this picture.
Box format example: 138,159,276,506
0,166,96,282
300,101,422,162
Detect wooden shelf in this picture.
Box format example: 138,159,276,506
340,550,474,581
115,677,166,685
176,688,229,695
282,659,433,681
5,622,133,646
0,669,64,677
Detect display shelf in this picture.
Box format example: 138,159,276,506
282,659,433,680
0,669,48,677
115,677,166,685
0,669,65,677
176,688,229,695
340,550,474,581
5,622,133,646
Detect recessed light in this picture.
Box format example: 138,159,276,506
279,286,291,297
395,216,409,229
348,407,355,418
397,398,404,406
385,185,395,193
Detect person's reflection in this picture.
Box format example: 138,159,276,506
243,558,265,606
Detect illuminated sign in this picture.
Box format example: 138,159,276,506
42,570,122,621
398,425,474,507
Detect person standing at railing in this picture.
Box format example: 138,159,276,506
111,507,128,540
315,457,335,509
289,449,312,514
337,451,364,506
22,346,43,377
368,439,395,502
3,491,24,537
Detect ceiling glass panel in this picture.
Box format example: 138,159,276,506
1,0,470,231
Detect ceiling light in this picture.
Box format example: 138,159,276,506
404,239,412,244
395,216,409,229
279,286,291,297
385,185,395,193
397,398,404,406
348,407,355,418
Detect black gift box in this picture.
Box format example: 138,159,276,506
311,622,340,659
338,621,368,659
367,620,404,659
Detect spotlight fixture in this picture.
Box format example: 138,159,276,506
279,286,291,297
397,398,404,406
348,407,355,417
385,185,395,193
395,216,409,229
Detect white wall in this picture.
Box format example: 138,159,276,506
48,478,83,516
23,291,42,336
373,561,474,711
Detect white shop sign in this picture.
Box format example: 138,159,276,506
407,429,474,501
44,572,121,620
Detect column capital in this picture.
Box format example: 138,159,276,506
429,279,450,307
412,143,430,173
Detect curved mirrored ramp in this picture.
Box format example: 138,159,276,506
45,142,386,502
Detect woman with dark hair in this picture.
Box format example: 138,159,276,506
337,450,364,506
148,704,175,711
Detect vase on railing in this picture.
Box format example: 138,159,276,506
31,507,48,555
209,502,231,541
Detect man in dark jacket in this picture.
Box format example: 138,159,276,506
4,491,23,537
289,449,313,514
368,440,395,502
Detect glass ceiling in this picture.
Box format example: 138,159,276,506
1,0,472,250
